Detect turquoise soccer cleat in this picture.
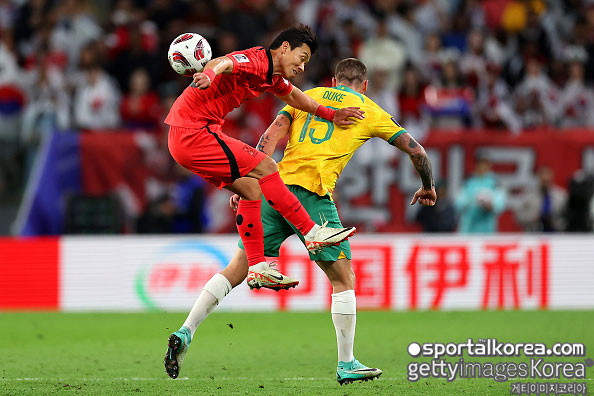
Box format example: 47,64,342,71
164,326,192,379
336,358,382,385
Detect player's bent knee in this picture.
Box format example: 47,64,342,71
245,156,278,180
257,156,278,175
241,184,262,201
229,177,262,200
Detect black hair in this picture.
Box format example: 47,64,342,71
335,58,368,85
269,24,318,54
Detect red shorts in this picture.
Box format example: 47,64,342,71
168,123,266,189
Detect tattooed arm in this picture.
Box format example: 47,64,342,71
256,114,291,156
230,113,292,211
391,132,437,206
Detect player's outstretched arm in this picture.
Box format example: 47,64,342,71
391,132,437,206
278,86,365,126
256,114,291,156
192,56,234,89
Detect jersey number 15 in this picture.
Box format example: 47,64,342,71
298,106,338,144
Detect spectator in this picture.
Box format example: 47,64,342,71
359,14,407,91
120,68,162,133
388,1,423,65
21,51,71,180
415,180,457,232
473,62,522,133
554,48,594,128
49,0,102,72
107,21,161,92
365,68,399,117
455,156,506,233
513,57,557,129
418,31,443,82
565,170,594,232
72,42,121,130
459,28,487,89
424,49,474,129
414,0,448,35
398,65,429,141
515,166,567,232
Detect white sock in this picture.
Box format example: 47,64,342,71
331,289,356,363
182,273,232,338
304,224,321,239
249,261,268,271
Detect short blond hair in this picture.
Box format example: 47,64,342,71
335,58,367,86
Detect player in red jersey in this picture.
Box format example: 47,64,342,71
166,25,362,285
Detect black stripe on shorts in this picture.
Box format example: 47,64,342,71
203,124,241,181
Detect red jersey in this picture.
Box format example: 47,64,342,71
165,46,294,128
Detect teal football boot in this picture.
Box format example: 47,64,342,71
164,326,192,379
336,358,382,385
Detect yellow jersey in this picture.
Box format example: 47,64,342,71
278,85,406,197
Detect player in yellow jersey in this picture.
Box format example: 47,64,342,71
164,58,436,384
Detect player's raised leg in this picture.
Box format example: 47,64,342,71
225,177,298,290
164,249,249,379
246,157,356,254
317,258,382,385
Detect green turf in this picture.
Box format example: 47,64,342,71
0,311,593,395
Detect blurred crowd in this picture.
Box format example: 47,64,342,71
1,0,594,234
415,157,594,234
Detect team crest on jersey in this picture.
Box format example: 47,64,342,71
391,117,402,127
173,33,193,45
232,54,250,63
243,145,258,157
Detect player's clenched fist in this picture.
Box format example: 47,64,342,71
410,187,437,206
334,107,365,126
192,71,213,89
229,194,240,211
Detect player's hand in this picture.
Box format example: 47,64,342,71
230,194,240,211
192,72,212,89
410,187,437,206
333,107,365,126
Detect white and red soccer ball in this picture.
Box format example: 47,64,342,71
167,33,212,77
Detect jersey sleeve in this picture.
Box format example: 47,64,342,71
278,104,296,123
267,75,293,97
369,106,407,144
225,49,265,79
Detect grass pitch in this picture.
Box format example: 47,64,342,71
1,311,593,395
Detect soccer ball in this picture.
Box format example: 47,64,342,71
167,33,212,77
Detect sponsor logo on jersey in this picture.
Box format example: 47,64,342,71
232,54,250,63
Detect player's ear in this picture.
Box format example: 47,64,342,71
282,41,290,54
361,80,368,94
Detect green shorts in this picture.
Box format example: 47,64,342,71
238,185,351,262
